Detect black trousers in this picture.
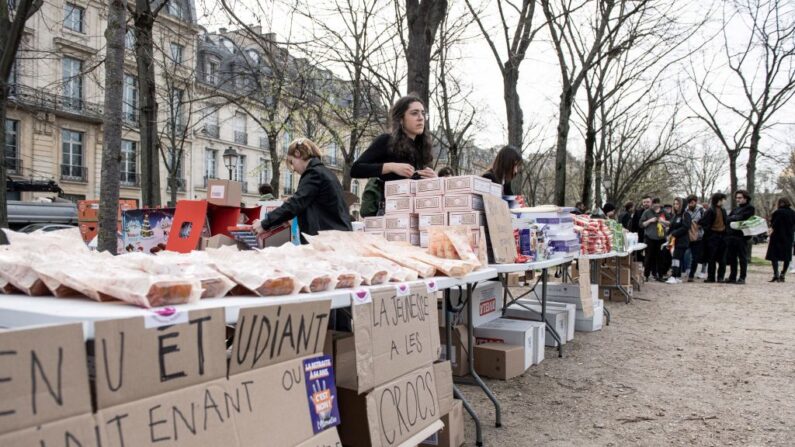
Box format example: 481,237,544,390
644,238,665,278
727,236,749,281
706,234,727,281
688,240,703,279
672,247,687,278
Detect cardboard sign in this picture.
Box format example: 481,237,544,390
578,258,594,318
228,301,331,375
0,324,92,435
295,428,343,447
482,194,516,263
93,309,227,409
0,413,99,447
95,354,335,447
346,284,440,394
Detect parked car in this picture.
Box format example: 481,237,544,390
18,223,77,233
752,233,768,244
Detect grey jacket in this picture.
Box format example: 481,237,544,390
686,205,705,241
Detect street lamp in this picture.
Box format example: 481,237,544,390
222,146,239,180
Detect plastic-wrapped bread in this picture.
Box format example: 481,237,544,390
33,261,103,299
150,252,236,298
366,246,437,278
0,278,19,295
444,227,481,264
205,250,299,296
0,251,50,296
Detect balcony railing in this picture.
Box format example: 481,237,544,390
60,164,88,182
234,131,248,145
120,172,139,187
202,124,219,139
8,84,104,122
6,156,21,175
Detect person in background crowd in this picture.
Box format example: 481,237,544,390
482,145,523,196
765,197,795,282
258,183,275,201
685,195,706,282
666,197,692,284
573,201,587,215
725,190,756,285
352,94,436,216
253,138,352,244
663,204,674,220
631,196,652,262
641,198,669,281
620,201,635,230
438,166,454,177
700,192,728,283
602,202,617,220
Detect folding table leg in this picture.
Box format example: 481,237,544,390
465,282,502,428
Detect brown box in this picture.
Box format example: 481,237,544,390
364,216,385,230
448,211,486,227
598,266,632,286
416,177,445,196
207,179,243,207
506,272,524,287
385,196,414,214
418,212,448,228
444,175,493,196
384,179,416,197
443,194,484,212
419,399,464,447
385,229,421,246
384,213,419,230
200,233,246,250
438,325,469,377
414,195,444,213
338,362,453,447
78,199,138,222
474,343,525,380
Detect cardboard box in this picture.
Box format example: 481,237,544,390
342,284,441,393
416,177,445,196
385,229,420,246
385,196,414,214
200,233,246,250
207,179,243,207
506,272,524,287
544,283,600,310
504,304,569,347
473,318,535,370
474,343,525,380
338,362,452,447
438,325,469,377
79,220,98,242
448,211,486,227
449,281,503,328
418,212,448,229
602,287,631,302
414,195,444,213
420,230,428,248
78,199,137,222
575,299,604,332
365,230,386,239
420,399,464,447
384,214,419,230
444,175,493,196
364,216,385,230
599,266,632,286
384,179,416,197
490,182,503,197
296,428,343,447
444,194,484,212
0,413,99,446
120,207,176,254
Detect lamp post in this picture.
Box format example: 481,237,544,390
222,146,239,180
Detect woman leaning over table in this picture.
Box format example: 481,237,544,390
482,145,522,196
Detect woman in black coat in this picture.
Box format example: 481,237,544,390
253,138,352,244
667,197,692,283
765,197,795,282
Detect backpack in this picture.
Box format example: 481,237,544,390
360,178,384,217
688,220,699,241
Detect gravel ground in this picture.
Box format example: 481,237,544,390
460,244,795,446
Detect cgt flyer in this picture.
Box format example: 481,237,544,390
303,355,341,434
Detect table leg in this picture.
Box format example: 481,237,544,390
615,256,631,304
465,282,502,428
541,267,564,358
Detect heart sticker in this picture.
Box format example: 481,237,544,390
144,307,188,328
426,280,438,293
352,289,372,305
395,283,410,297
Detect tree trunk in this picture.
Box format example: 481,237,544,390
98,0,126,254
268,134,281,198
746,126,761,198
728,152,738,208
168,147,181,207
405,0,447,106
582,121,596,208
0,94,8,233
503,64,523,148
593,156,603,207
553,86,574,206
134,4,161,207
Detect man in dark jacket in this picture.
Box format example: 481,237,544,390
631,196,651,262
726,190,756,284
700,193,728,283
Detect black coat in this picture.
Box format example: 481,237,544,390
766,206,795,262
350,133,428,182
261,158,352,243
669,212,692,249
482,170,514,195
727,203,756,238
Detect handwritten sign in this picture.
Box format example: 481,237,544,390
482,194,516,263
578,259,594,318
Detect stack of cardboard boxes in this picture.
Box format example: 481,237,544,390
363,175,501,248
543,283,605,332
598,257,633,301
0,300,344,446
77,199,136,243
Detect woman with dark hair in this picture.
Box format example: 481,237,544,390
438,166,455,177
352,95,435,216
765,197,795,282
699,192,728,282
620,201,634,229
666,197,692,284
482,145,522,195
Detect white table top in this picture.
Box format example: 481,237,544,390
0,268,499,338
490,256,575,274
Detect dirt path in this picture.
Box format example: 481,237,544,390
460,245,795,446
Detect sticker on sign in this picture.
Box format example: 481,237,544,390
351,288,372,305
144,307,189,328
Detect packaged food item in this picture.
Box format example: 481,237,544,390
385,214,419,230
444,194,484,212
415,177,445,196
418,212,447,228
445,175,493,195
414,195,444,213
385,196,414,214
384,179,416,197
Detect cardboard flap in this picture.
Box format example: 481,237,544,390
0,324,92,435
228,300,331,375
93,309,226,409
208,204,242,238
295,427,342,447
578,259,594,318
482,194,516,263
167,200,209,253
433,361,454,416
350,284,439,394
0,413,98,447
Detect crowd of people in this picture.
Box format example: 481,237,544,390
612,192,795,285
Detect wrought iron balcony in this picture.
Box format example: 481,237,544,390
8,84,103,122
60,164,88,182
201,124,219,139
234,131,248,145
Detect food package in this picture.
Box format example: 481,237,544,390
0,251,51,296
205,248,299,296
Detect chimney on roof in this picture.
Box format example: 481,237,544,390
265,32,277,42
251,25,262,35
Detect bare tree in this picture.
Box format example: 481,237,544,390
673,143,724,201
777,147,795,203
98,0,127,253
687,0,795,204
0,0,43,230
405,0,447,106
